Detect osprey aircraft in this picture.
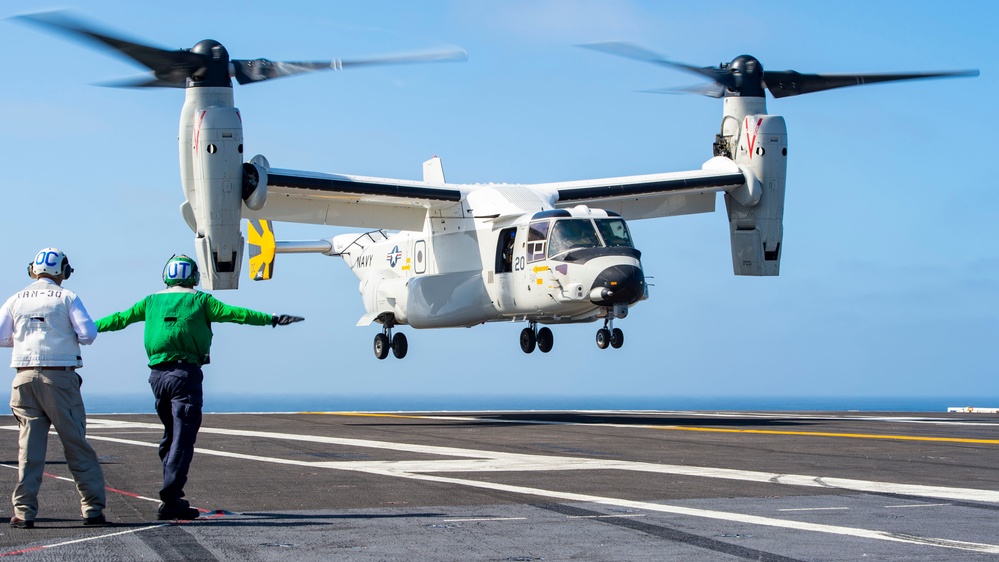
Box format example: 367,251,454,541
17,13,978,360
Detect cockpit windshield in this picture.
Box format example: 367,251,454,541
594,218,633,248
547,218,634,259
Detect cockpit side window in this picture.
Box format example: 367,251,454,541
527,220,550,263
548,219,601,258
594,218,634,248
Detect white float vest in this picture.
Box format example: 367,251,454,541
7,280,83,368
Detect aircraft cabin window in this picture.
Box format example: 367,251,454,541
594,219,634,248
527,220,550,262
548,219,601,258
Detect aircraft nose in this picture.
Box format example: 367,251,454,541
589,264,645,306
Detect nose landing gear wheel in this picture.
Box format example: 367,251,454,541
391,332,408,359
373,333,390,359
520,327,537,353
610,327,624,349
596,328,611,349
537,327,554,353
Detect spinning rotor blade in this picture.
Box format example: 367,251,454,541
583,41,979,99
17,10,467,88
232,49,467,85
763,69,981,98
641,83,727,98
14,11,209,87
580,42,732,88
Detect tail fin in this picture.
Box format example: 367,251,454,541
247,219,276,281
422,156,446,184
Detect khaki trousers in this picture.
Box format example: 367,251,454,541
9,368,106,520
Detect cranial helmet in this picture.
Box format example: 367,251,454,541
28,248,73,280
163,255,199,287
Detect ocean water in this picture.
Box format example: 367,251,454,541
82,393,999,415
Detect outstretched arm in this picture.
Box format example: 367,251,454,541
205,294,275,326
95,298,147,332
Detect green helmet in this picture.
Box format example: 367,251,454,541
163,255,199,287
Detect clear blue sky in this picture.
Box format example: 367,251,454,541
1,1,995,407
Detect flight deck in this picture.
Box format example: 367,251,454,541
0,410,996,560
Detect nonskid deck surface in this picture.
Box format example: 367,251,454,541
0,410,996,560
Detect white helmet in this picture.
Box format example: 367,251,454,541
28,248,73,280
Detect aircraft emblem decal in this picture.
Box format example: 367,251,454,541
387,245,403,268
745,117,763,160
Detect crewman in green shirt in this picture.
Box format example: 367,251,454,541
96,255,302,521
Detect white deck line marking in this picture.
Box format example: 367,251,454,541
884,503,952,509
566,514,647,519
72,420,999,504
0,523,170,557
385,472,999,554
54,421,999,554
32,523,169,547
778,507,850,512
440,517,527,522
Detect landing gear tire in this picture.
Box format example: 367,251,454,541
391,332,408,359
520,327,537,354
596,328,611,350
537,327,554,353
373,333,390,360
610,328,624,349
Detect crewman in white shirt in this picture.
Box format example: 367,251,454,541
0,248,109,528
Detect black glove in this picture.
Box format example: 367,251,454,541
272,314,304,327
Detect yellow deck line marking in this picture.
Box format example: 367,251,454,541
302,412,427,419
313,412,999,445
654,426,999,444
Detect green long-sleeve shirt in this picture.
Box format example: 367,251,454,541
95,287,273,366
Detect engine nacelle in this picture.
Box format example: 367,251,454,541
242,154,269,211
190,105,245,289
725,113,787,276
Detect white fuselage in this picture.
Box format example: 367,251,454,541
331,193,645,329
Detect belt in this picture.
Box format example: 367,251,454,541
16,366,75,372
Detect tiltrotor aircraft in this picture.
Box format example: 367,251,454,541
18,13,978,360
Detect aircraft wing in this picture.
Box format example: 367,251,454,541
547,160,747,220
244,168,464,231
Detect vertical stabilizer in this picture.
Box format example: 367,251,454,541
423,156,446,184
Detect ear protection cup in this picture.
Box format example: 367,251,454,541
61,257,73,280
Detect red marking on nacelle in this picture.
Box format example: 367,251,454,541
745,117,763,160
194,110,207,151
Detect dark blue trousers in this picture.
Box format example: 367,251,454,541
149,362,203,505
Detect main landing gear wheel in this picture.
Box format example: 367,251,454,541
537,327,554,353
373,318,408,360
520,321,555,354
520,327,536,354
